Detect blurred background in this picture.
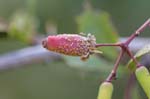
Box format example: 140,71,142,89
0,0,150,99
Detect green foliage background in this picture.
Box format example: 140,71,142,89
0,0,150,99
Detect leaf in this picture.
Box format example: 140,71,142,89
63,55,112,72
8,11,38,44
127,44,150,71
63,55,127,79
76,7,119,60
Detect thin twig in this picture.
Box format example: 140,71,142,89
95,43,121,48
125,18,150,45
102,19,150,82
123,19,150,67
106,49,124,82
124,47,141,67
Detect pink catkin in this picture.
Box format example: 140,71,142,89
42,34,96,57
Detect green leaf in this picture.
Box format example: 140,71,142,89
8,11,38,44
63,55,112,73
63,55,127,78
76,8,119,60
131,84,142,99
127,44,150,72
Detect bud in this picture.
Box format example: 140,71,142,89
135,66,150,98
42,34,101,60
97,82,113,99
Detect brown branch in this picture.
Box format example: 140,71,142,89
106,49,124,82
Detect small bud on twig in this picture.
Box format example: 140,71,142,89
42,33,102,61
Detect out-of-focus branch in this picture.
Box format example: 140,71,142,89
0,45,61,70
0,37,150,71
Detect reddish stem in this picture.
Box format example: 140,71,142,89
123,46,142,67
95,18,150,82
106,49,124,82
122,19,150,67
125,18,150,45
95,43,121,48
95,19,150,48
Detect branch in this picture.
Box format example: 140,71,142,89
0,37,150,71
120,37,150,52
0,45,61,70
